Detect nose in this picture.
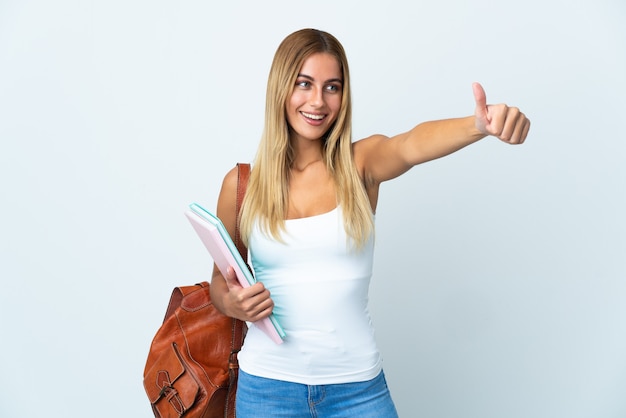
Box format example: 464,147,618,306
309,86,324,108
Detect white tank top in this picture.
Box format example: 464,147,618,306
238,206,382,385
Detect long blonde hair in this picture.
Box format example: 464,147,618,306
240,28,373,247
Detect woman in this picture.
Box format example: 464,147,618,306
210,28,530,417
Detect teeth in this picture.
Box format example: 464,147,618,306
302,112,324,120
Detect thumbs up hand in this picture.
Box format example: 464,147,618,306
473,82,531,144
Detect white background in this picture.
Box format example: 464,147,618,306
1,1,625,417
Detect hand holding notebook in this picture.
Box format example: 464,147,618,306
185,203,286,344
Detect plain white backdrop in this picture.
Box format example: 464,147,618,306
1,1,625,417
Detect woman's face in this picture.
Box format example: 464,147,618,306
285,52,343,143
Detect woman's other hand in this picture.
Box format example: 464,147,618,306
473,82,531,144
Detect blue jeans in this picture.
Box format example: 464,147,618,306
236,369,398,418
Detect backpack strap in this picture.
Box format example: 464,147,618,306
234,163,250,260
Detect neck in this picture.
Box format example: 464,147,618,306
291,158,323,172
290,139,324,172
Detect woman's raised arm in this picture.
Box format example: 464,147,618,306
355,82,531,186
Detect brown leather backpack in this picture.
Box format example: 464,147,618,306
143,163,249,417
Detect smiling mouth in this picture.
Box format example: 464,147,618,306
301,111,325,121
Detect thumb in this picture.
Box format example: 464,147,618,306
472,82,488,117
223,266,243,290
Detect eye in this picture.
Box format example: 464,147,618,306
296,80,310,88
325,84,341,93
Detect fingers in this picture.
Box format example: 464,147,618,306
223,266,242,290
472,82,531,144
231,282,274,322
473,82,487,111
496,106,531,144
224,266,274,321
473,82,494,136
508,111,531,144
479,101,530,144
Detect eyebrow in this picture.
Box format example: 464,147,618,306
297,73,343,85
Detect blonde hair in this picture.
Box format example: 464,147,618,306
240,28,374,247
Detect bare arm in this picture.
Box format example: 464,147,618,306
356,82,531,187
209,167,274,322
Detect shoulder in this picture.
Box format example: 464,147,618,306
221,165,240,190
217,166,240,212
353,134,389,147
353,134,390,157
